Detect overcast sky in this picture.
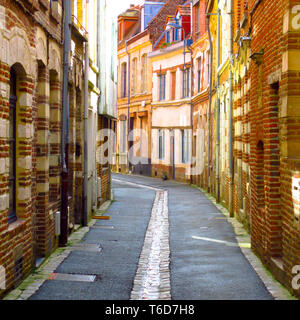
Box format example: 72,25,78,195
114,0,144,18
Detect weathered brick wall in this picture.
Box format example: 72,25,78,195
0,0,63,297
248,0,300,297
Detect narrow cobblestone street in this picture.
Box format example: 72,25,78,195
5,174,293,301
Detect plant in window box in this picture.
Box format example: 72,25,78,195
160,42,172,50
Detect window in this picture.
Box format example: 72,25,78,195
197,57,202,93
159,74,166,101
174,27,179,41
195,5,200,35
182,68,190,98
141,54,147,93
207,50,210,86
9,68,17,224
121,62,127,98
171,71,176,101
132,58,137,95
120,120,127,153
166,30,170,43
181,129,190,163
158,129,165,160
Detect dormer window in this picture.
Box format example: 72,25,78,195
174,28,179,41
166,31,170,43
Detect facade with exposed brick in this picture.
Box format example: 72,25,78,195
0,0,63,296
116,0,300,297
0,0,117,298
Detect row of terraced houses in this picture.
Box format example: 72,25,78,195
115,0,300,297
0,0,117,297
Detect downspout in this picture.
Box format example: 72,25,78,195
228,0,234,217
60,0,72,246
188,44,193,184
216,9,221,203
189,0,193,184
206,15,213,193
83,41,89,227
125,40,131,172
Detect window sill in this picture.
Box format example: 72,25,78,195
8,219,26,235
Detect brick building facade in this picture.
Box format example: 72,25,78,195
0,0,116,298
0,0,63,296
116,0,300,297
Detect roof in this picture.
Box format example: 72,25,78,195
147,0,187,45
177,5,191,16
118,6,140,19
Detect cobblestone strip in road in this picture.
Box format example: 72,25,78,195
113,179,171,300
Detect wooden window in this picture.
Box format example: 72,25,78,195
166,30,170,43
171,71,176,101
159,74,166,101
120,120,127,153
174,27,179,41
141,54,147,93
195,4,200,36
121,62,127,98
182,68,190,98
9,68,17,224
132,58,137,95
158,129,165,160
197,57,202,93
181,129,190,163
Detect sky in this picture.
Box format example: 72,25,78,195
114,0,144,18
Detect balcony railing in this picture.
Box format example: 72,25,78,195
72,15,88,38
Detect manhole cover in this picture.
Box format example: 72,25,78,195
49,273,97,282
91,226,115,230
70,243,102,252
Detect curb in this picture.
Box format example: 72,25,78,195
196,186,297,301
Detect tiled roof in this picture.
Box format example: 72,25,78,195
119,7,140,18
177,5,191,16
147,0,187,45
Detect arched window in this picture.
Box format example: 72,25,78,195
9,68,17,223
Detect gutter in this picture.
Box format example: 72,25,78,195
216,9,221,203
206,14,213,193
125,40,131,172
187,44,193,184
228,0,234,217
60,0,72,246
83,41,89,227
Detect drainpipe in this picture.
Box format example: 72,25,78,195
83,41,89,227
228,0,234,217
188,44,193,184
206,15,212,193
60,0,72,246
216,9,221,203
189,0,193,184
125,40,131,172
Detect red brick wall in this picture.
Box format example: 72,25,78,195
0,0,63,297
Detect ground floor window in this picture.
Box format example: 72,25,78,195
9,67,17,224
182,129,190,164
158,129,165,160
